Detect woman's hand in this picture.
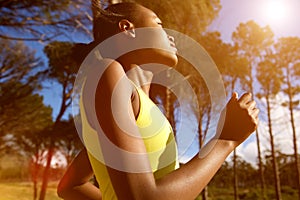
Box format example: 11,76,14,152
217,92,259,146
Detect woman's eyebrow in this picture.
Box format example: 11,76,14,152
155,16,162,23
152,13,159,19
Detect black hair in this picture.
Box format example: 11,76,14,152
72,1,142,66
93,1,142,42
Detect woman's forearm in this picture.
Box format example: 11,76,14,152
58,182,102,200
153,139,236,200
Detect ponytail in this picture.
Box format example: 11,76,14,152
71,42,98,66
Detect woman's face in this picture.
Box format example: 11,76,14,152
125,6,178,67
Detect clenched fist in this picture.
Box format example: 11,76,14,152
217,92,259,146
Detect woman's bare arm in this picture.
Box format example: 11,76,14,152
94,60,259,200
57,149,102,200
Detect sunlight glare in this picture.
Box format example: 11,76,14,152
264,0,288,23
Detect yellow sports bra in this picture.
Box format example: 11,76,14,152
80,81,179,199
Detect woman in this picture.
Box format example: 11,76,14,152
57,2,259,200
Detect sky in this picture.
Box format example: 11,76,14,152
204,0,300,165
36,0,300,166
209,0,300,42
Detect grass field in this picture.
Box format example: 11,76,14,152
0,181,60,200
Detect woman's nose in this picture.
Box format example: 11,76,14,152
168,35,175,43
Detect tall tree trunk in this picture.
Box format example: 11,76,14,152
249,69,266,199
266,96,282,200
255,129,267,200
233,149,239,200
286,67,300,200
33,179,38,200
38,144,54,200
289,103,300,200
201,187,208,200
38,78,69,200
286,75,300,200
32,154,40,200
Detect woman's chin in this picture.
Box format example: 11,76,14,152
165,54,178,67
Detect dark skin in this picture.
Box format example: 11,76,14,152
57,149,102,200
58,5,259,200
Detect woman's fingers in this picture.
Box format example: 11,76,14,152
251,107,260,120
235,92,260,132
247,99,256,110
238,92,252,104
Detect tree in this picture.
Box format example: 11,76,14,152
257,50,284,200
0,38,53,200
38,41,78,200
0,38,44,149
232,20,274,199
13,102,53,200
275,37,300,199
276,152,300,189
0,0,92,41
193,75,211,200
200,30,252,200
198,31,241,199
56,118,84,165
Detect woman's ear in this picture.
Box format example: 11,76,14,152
119,19,136,38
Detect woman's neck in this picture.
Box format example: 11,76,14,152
125,64,153,95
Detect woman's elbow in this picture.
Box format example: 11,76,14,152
57,183,64,198
57,178,68,198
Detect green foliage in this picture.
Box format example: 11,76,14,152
1,83,53,136
44,41,78,83
0,39,52,143
199,31,250,95
53,118,83,164
0,39,54,200
232,20,274,91
208,153,300,199
43,41,78,124
275,37,300,92
232,20,274,57
208,164,300,200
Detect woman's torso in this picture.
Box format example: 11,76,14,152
81,77,179,199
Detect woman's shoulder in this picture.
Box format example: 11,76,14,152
100,58,126,78
95,58,133,95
